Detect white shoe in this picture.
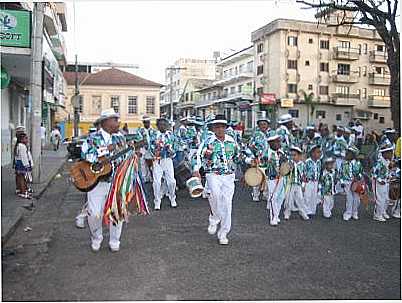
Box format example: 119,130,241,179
393,213,401,219
75,214,86,229
301,213,310,220
383,213,390,219
207,224,217,235
218,237,229,245
352,214,359,220
252,196,260,202
171,201,177,208
109,246,120,252
373,216,386,222
270,219,278,226
343,215,351,221
91,242,101,252
154,205,160,211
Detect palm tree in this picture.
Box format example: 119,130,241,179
299,89,316,126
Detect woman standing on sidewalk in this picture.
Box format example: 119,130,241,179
13,133,33,199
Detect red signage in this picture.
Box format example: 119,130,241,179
261,93,276,105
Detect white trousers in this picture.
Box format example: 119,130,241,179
392,199,401,217
305,181,320,215
153,158,176,207
374,181,389,219
206,173,235,239
139,156,152,183
323,195,334,218
284,184,309,219
87,182,123,249
266,178,285,224
343,182,360,219
252,183,269,200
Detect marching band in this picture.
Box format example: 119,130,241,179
72,108,400,251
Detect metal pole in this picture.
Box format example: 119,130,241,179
169,68,173,122
73,54,79,137
30,2,44,182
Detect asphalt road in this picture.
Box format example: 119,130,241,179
2,163,401,301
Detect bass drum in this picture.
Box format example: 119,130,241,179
389,179,401,201
174,159,192,189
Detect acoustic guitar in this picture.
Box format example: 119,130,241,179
70,146,134,192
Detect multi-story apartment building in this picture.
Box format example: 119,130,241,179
63,67,161,137
1,2,67,166
251,11,392,131
176,78,214,117
193,46,258,131
160,57,217,119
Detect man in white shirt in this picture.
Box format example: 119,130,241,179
40,123,46,153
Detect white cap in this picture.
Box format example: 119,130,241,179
97,108,120,123
290,146,302,153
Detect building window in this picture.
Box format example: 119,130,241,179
110,96,120,113
320,62,329,72
212,92,217,99
127,96,138,114
247,110,252,129
238,85,243,93
336,114,342,121
223,88,229,97
377,44,384,52
320,40,329,49
308,84,313,90
362,66,367,76
288,109,299,118
340,41,351,48
362,88,367,98
257,43,264,53
358,44,362,54
305,60,310,66
308,38,313,44
319,85,329,95
230,87,236,94
239,64,244,73
375,66,384,74
287,83,298,94
288,36,298,46
247,61,254,72
207,93,211,100
78,95,84,113
92,96,102,114
363,43,368,54
358,67,361,77
257,87,263,96
316,110,326,119
374,113,379,120
287,60,297,69
337,64,350,75
373,89,386,96
257,65,264,75
336,86,350,95
146,96,156,114
379,116,385,124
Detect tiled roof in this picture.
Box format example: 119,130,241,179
63,68,162,87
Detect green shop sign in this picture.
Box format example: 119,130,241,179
0,9,31,48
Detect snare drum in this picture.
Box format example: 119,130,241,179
389,179,401,201
244,167,265,187
174,160,192,189
186,177,204,198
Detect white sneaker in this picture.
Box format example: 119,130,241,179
343,215,351,221
352,214,359,220
301,213,310,221
91,242,101,252
218,237,229,245
383,213,390,219
270,219,278,226
393,213,401,219
373,216,386,222
109,246,120,252
207,224,217,235
171,201,177,208
75,214,86,229
252,196,260,202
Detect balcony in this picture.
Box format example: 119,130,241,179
331,93,360,106
333,47,360,60
368,95,391,108
369,50,388,63
331,72,359,83
368,73,391,86
216,92,254,104
214,71,254,86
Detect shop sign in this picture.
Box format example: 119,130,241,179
0,9,31,48
260,93,276,105
281,98,294,108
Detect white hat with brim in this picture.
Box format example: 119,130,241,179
380,146,394,153
16,125,26,132
97,108,120,123
385,129,396,134
306,126,315,130
267,134,280,142
278,116,293,124
257,118,271,124
211,119,228,125
344,127,351,134
89,127,97,132
347,146,359,154
337,126,344,131
290,146,303,153
324,157,335,163
142,115,151,122
180,117,187,122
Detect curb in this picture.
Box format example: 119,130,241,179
32,159,67,200
1,208,24,245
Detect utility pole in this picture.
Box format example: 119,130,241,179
30,2,45,182
165,66,186,122
73,54,79,137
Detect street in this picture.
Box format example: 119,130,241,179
2,162,400,301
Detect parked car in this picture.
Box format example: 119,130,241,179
65,135,88,159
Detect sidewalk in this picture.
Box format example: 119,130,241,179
1,146,68,244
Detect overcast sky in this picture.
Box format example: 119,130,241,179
64,0,317,84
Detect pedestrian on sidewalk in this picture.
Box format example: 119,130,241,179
51,126,61,151
13,133,33,199
40,123,47,154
